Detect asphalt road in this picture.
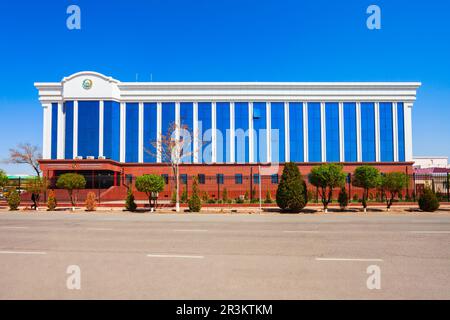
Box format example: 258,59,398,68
0,211,449,299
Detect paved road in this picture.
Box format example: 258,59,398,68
0,211,449,299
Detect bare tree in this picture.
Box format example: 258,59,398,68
7,143,42,177
145,121,200,212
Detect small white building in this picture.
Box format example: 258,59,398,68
413,156,449,169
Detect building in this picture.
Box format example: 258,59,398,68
413,156,449,169
35,71,421,201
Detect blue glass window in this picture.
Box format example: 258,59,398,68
397,103,405,161
235,102,249,163
271,174,279,184
143,103,157,163
379,102,394,162
235,174,243,184
180,174,188,185
198,174,206,184
272,102,286,163
161,174,169,184
217,174,224,184
103,101,120,161
125,103,139,163
361,102,376,162
216,102,231,163
343,103,357,162
253,174,260,184
253,102,267,163
64,101,74,159
78,101,99,158
289,102,303,162
180,102,193,163
308,102,322,162
51,103,58,159
161,102,175,163
325,102,340,162
198,102,212,163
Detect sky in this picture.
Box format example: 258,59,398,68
0,0,449,174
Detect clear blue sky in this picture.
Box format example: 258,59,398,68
1,0,449,174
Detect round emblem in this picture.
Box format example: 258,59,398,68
82,79,93,90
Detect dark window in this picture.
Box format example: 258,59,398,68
271,174,279,184
235,174,243,184
198,174,205,184
181,174,188,184
253,174,260,184
216,174,224,184
161,174,169,184
126,174,133,185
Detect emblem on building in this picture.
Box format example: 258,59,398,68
82,79,93,90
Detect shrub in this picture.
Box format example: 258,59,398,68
352,166,381,212
244,191,249,201
188,177,201,212
201,192,209,202
85,192,97,211
135,174,165,210
352,194,359,202
171,190,177,204
264,190,273,203
47,190,57,211
125,188,137,212
380,172,409,210
276,162,307,213
308,164,346,211
56,173,86,208
0,169,8,189
181,187,188,204
338,188,349,210
222,188,229,203
7,188,21,211
235,197,244,204
418,186,440,212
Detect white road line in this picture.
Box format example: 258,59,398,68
86,227,114,231
0,226,29,229
0,251,47,255
409,231,450,234
316,258,383,262
284,230,319,233
173,229,208,232
146,254,204,259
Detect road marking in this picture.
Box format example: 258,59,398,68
316,258,383,262
0,251,46,255
146,254,204,259
284,230,319,233
86,227,114,231
409,231,450,234
173,229,208,232
0,226,29,229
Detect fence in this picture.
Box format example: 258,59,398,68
16,172,449,205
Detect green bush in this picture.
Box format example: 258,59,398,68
47,190,57,211
352,166,381,211
264,190,273,203
188,177,201,212
235,197,244,204
380,172,409,210
338,188,349,210
125,188,137,212
0,169,9,189
181,187,188,204
276,162,307,213
56,173,86,208
7,188,21,210
135,174,165,210
308,163,346,211
418,186,440,212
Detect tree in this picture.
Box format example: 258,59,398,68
135,174,165,211
125,188,137,212
338,188,349,211
418,185,440,212
7,143,42,177
380,172,409,210
352,165,381,212
56,173,86,209
308,164,346,212
146,122,198,212
188,176,202,212
26,177,48,210
0,169,8,189
7,188,21,210
276,162,307,213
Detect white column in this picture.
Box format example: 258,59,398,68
99,100,104,158
175,102,180,141
248,102,254,163
266,102,271,163
57,102,65,159
303,102,308,162
73,101,78,158
392,102,399,162
193,102,199,163
157,102,162,163
211,101,216,163
356,102,362,162
339,102,345,162
321,102,326,162
375,102,380,162
120,102,126,162
42,103,52,159
230,102,235,163
404,102,413,161
284,102,290,162
138,102,144,163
